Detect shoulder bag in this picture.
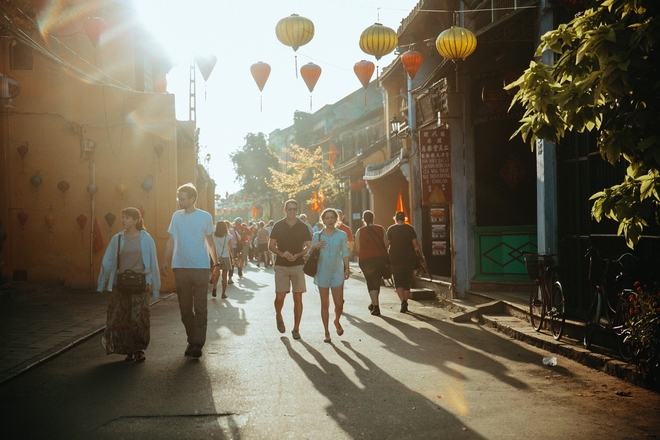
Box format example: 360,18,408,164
303,231,321,277
365,226,391,279
116,235,147,295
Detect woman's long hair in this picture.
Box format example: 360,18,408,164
122,207,145,231
214,220,228,237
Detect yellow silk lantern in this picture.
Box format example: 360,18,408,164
359,23,398,61
436,25,477,92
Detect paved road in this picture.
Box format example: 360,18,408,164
1,264,659,439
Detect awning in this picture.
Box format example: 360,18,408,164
363,151,410,182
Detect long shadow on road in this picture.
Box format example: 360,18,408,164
282,337,485,439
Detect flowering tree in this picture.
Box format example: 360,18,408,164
508,0,660,248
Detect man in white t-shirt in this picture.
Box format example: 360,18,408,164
160,183,220,359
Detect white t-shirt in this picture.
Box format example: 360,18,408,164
213,235,232,259
167,209,214,269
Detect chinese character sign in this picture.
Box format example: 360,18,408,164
420,128,452,205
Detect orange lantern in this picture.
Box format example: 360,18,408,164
300,62,321,112
354,60,375,106
57,180,70,206
76,214,87,242
250,62,271,111
401,50,422,80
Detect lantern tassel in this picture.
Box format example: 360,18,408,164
364,91,367,107
454,62,459,93
295,55,298,78
309,95,313,113
260,94,263,112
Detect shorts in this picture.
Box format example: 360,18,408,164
359,256,388,292
257,243,269,253
392,260,416,290
274,265,306,293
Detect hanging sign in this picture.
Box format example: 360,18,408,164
420,128,452,205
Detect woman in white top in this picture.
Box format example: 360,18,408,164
212,221,234,298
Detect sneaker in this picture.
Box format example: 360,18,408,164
228,278,234,285
184,344,193,357
190,344,203,359
368,304,374,312
400,300,408,313
212,288,217,297
371,305,381,316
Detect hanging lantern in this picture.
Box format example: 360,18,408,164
86,184,98,194
195,55,217,82
436,25,477,92
154,143,165,172
195,54,217,99
300,62,321,112
250,61,271,111
45,213,54,243
359,23,398,61
30,173,42,200
17,142,28,173
76,214,87,242
354,60,375,106
104,212,116,229
275,14,315,77
141,180,153,205
57,180,70,206
83,17,106,48
401,50,423,80
17,211,28,227
116,183,127,200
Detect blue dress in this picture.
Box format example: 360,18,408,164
311,229,349,288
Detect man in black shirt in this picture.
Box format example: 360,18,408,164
268,199,312,340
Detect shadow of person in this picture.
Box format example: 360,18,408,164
344,312,531,390
282,338,485,439
208,295,249,337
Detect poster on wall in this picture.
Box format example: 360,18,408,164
422,203,451,277
420,128,452,205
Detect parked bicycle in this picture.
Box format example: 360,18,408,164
523,253,566,340
583,247,638,360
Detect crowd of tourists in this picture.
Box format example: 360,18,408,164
96,183,425,362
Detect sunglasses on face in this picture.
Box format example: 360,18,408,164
286,207,298,212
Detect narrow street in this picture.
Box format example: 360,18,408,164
1,264,659,439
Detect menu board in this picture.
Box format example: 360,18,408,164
420,128,452,205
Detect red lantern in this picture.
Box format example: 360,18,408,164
83,17,106,48
17,211,28,227
250,61,271,111
401,50,422,80
76,214,87,242
300,62,321,112
354,60,375,106
57,180,70,206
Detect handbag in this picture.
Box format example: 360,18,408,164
116,235,146,295
365,226,391,280
303,247,320,277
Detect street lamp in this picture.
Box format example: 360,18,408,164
390,114,409,139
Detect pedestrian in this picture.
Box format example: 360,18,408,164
387,211,424,313
299,213,314,236
268,199,312,340
226,220,238,284
97,207,160,362
160,183,220,359
354,210,389,316
309,208,350,342
336,209,354,254
212,221,234,299
256,221,270,268
265,219,275,266
233,218,251,277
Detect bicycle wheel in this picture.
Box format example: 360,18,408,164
613,300,633,361
583,293,600,349
550,281,565,340
529,282,545,332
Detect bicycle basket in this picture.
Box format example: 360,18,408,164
524,255,554,280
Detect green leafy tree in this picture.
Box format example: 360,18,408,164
508,0,660,248
268,144,345,210
230,133,279,195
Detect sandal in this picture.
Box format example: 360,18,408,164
134,351,146,362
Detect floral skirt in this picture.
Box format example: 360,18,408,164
102,289,150,355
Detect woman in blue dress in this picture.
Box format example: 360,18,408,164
310,208,350,342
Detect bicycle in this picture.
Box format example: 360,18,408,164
583,247,638,360
523,253,566,340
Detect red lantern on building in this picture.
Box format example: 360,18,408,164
300,62,322,112
401,50,423,80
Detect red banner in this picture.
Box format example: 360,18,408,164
420,128,452,205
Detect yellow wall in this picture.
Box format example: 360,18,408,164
0,3,211,291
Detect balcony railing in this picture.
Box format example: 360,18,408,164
464,0,538,34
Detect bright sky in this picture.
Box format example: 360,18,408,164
135,0,420,195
